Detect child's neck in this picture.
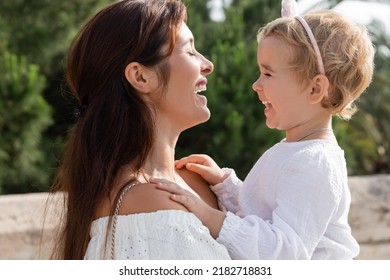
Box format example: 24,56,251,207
286,118,335,143
295,128,334,142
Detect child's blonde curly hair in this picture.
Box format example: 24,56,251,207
257,10,375,120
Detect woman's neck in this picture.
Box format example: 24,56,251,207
143,148,176,182
141,129,181,183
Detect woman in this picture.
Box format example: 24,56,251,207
49,0,230,260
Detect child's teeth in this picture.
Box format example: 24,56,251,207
262,100,270,108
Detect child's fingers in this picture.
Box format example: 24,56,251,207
151,180,196,211
174,159,187,169
150,177,170,184
170,194,194,210
175,154,209,169
152,178,189,196
175,158,194,169
185,163,211,177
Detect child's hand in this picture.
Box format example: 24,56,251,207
175,154,227,185
151,177,210,220
151,177,225,239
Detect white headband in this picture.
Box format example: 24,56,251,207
281,0,325,74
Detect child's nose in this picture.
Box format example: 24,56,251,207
252,78,262,93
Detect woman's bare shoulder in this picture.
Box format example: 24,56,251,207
117,182,188,215
177,168,218,209
94,182,188,219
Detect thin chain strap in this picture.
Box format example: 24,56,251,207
111,182,138,260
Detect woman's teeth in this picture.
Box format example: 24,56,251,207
195,84,207,94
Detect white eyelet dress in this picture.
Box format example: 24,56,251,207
84,183,231,260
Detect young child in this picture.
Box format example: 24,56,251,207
153,4,375,259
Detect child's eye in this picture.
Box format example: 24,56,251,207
188,52,196,56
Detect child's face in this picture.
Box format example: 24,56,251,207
252,36,313,131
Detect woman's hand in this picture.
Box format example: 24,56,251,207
175,154,227,186
151,177,225,239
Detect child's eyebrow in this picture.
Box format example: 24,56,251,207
260,64,274,72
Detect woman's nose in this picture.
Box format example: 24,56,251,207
200,55,214,76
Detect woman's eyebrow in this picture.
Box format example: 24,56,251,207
178,37,194,48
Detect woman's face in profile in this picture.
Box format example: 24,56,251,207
155,23,214,131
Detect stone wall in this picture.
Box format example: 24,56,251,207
348,175,390,259
0,192,62,259
0,175,389,260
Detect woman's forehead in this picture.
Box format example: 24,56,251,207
176,23,194,46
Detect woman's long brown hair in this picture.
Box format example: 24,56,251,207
49,0,186,259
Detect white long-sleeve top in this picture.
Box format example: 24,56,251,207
212,139,359,260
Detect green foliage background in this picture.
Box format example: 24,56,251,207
0,0,389,194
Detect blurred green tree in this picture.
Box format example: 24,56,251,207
343,21,390,174
0,50,52,193
0,0,115,194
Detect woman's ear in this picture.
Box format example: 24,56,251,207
124,62,158,93
308,74,329,104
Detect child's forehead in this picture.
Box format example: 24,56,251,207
257,36,292,65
